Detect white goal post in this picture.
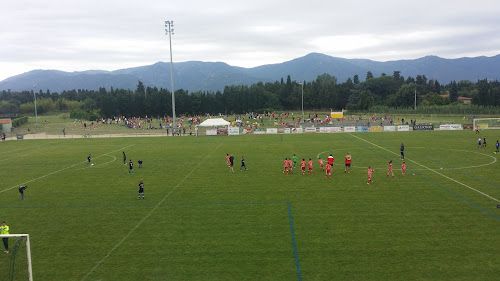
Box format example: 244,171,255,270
473,118,500,130
0,234,33,281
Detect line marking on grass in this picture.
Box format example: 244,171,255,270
287,202,302,281
348,133,500,203
0,144,135,194
81,143,222,281
340,134,500,221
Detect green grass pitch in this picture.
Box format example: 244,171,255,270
1,131,499,280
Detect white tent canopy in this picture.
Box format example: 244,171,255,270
198,118,230,127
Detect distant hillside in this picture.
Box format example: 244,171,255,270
1,53,499,93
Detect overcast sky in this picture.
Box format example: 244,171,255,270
1,0,499,81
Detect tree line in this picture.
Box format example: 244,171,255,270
1,71,500,118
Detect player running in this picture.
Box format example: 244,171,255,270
308,158,314,175
318,157,324,171
226,154,230,167
401,162,406,177
240,156,247,171
325,163,332,178
283,158,289,174
345,153,352,173
495,140,499,154
386,160,395,178
366,167,374,184
300,159,307,175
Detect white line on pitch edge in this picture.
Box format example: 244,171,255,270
348,133,500,203
81,143,222,281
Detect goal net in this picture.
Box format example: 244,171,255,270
473,118,500,130
0,234,33,281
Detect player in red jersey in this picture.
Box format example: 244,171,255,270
283,158,289,174
288,158,294,173
325,163,332,178
226,154,230,167
401,161,406,177
308,158,314,175
318,157,324,171
300,159,307,175
386,160,395,178
344,153,352,173
327,154,334,167
366,166,374,184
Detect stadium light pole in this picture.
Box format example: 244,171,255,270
414,82,417,110
33,84,38,129
165,20,176,132
300,82,304,122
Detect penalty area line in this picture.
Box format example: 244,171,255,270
0,144,135,194
81,143,222,281
348,133,500,203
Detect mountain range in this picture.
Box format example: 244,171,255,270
1,53,499,93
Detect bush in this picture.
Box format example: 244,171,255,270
12,116,28,127
349,104,500,115
70,110,101,120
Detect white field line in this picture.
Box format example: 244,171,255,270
81,143,222,281
348,133,500,203
0,144,135,194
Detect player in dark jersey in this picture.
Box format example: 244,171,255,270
400,143,405,160
495,140,499,154
123,151,127,165
240,156,247,171
87,154,92,165
483,137,487,149
138,160,143,168
138,180,144,199
19,185,27,200
128,160,134,174
229,154,235,173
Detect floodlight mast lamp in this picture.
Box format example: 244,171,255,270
165,20,176,132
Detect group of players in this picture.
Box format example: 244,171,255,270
282,153,352,179
477,137,500,154
281,146,407,184
225,154,248,173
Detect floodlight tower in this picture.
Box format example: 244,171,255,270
165,20,176,132
33,84,38,129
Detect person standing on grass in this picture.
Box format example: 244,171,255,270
87,154,92,165
291,154,298,169
1,221,9,254
300,159,307,175
123,151,127,165
345,153,352,173
483,137,487,149
226,154,230,167
401,162,407,177
318,157,324,171
229,154,235,173
495,140,499,154
19,185,27,200
138,180,145,199
240,156,247,171
308,158,314,175
283,158,289,174
325,163,332,179
138,160,143,168
288,158,293,174
366,167,374,184
386,160,395,178
327,154,334,168
129,160,134,174
400,143,405,160
478,138,482,149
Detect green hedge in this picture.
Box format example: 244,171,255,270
351,105,500,115
70,110,101,120
12,116,28,127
